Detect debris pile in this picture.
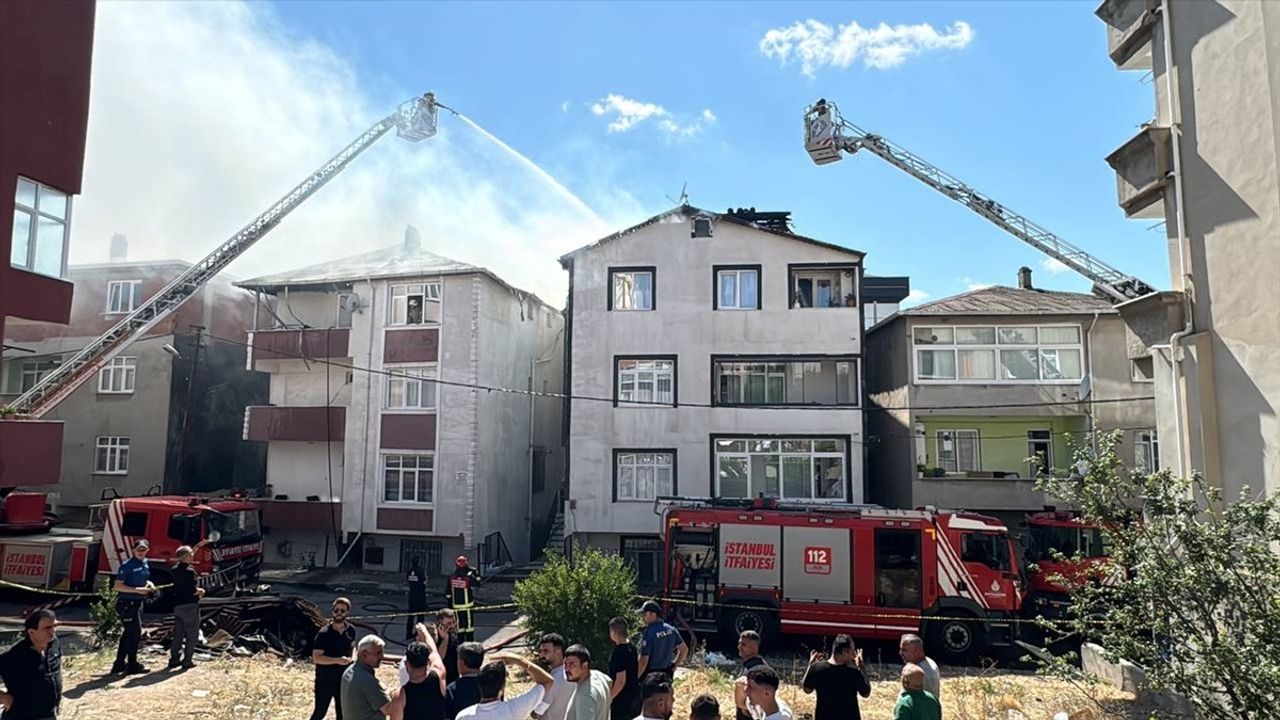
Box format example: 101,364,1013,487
147,596,328,658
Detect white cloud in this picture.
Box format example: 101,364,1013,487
1040,257,1070,276
963,277,994,291
561,100,572,114
902,288,930,307
759,19,974,75
590,94,714,138
72,2,625,307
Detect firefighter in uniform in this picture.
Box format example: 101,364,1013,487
405,558,428,641
446,555,481,642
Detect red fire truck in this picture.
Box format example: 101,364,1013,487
0,491,262,596
660,498,1025,663
1022,508,1110,622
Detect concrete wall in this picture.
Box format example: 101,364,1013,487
264,441,344,500
566,213,865,542
1140,0,1280,499
865,316,915,508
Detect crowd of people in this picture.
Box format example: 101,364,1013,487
0,547,945,720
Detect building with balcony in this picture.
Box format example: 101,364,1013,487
865,267,1157,527
0,1,96,490
559,206,865,584
1096,0,1279,501
1,238,267,514
236,226,563,573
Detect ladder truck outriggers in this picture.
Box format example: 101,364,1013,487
0,92,445,596
801,98,1139,628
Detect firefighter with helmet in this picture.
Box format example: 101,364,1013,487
447,555,481,641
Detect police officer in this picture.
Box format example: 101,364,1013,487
405,557,428,641
446,556,481,642
111,539,157,675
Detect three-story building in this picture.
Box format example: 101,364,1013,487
559,206,865,583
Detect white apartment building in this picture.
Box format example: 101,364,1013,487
238,226,563,573
559,206,865,584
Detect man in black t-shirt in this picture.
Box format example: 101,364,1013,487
733,630,767,720
801,634,871,720
0,609,62,720
167,544,206,670
311,597,357,720
606,616,640,720
434,609,460,685
443,641,485,719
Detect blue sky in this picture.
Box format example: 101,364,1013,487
73,2,1165,307
269,0,1165,302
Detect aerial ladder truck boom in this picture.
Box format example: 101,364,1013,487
6,92,445,419
802,99,1155,303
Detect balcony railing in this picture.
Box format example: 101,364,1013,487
1096,0,1158,71
248,328,350,367
1106,124,1172,219
243,406,345,442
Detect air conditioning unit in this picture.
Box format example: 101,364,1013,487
339,293,361,313
364,545,385,565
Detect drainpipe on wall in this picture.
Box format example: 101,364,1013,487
1160,0,1196,479
1085,311,1102,457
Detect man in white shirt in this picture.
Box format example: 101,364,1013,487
533,633,574,720
455,652,554,720
736,665,793,720
898,634,941,702
636,677,675,720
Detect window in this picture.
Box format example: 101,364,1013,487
383,454,434,503
715,438,846,501
935,430,980,472
386,366,437,410
120,510,148,537
1131,356,1155,382
609,268,654,311
95,436,130,474
11,177,69,277
1135,429,1159,473
18,358,60,393
714,266,760,310
106,280,143,314
388,283,441,325
961,533,1012,571
713,358,859,406
790,266,854,308
1027,430,1053,476
98,356,136,394
337,293,356,328
621,536,664,588
616,358,675,406
614,451,675,501
914,324,1084,383
875,529,921,608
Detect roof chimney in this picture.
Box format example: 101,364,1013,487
1017,266,1033,290
403,225,421,251
109,233,128,262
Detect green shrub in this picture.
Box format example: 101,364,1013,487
513,544,637,660
89,583,122,648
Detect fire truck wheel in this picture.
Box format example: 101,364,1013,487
927,615,978,663
721,605,777,646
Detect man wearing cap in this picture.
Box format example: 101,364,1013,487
111,539,157,675
447,556,482,642
636,601,686,683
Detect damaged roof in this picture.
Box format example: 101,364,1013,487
236,226,549,306
898,285,1116,317
557,204,864,266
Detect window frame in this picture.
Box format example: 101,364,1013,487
10,176,71,277
607,266,656,312
613,355,677,408
710,434,851,502
18,357,61,393
98,356,137,394
94,436,131,475
1027,429,1053,476
1135,429,1159,473
105,280,143,315
384,364,438,411
935,429,981,473
612,449,678,502
710,355,860,408
380,452,435,504
712,264,762,311
387,282,442,327
912,323,1085,385
787,263,859,309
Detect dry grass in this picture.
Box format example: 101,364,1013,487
55,647,1144,720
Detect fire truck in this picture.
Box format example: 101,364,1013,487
660,498,1025,663
1021,508,1111,623
0,490,262,597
